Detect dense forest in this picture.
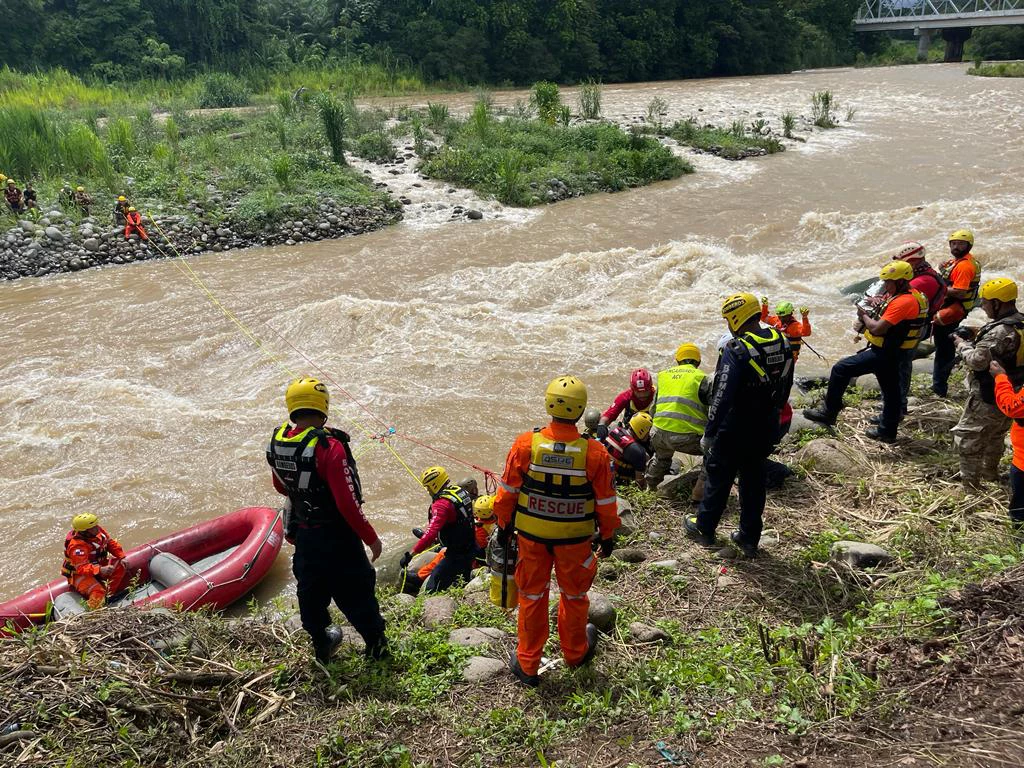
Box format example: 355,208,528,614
2,1,1023,85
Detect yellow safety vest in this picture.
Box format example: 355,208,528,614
652,364,707,435
514,431,597,544
864,290,929,351
941,254,981,311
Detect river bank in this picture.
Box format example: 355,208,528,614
3,387,1021,767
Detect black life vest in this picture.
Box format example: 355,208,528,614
604,425,641,484
266,423,363,529
972,315,1024,405
432,486,476,554
729,327,793,407
61,530,112,579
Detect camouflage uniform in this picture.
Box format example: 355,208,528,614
952,313,1024,488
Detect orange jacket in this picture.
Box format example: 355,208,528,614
494,421,619,540
994,373,1024,471
64,526,126,578
761,303,811,358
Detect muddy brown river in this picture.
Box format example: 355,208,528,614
2,64,1022,602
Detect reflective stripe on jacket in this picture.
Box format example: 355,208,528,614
514,431,597,544
652,364,707,435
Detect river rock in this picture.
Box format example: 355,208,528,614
613,548,647,564
796,438,870,476
449,627,507,648
464,571,488,594
422,596,457,628
629,622,670,645
588,591,617,632
830,541,894,569
597,562,618,581
82,238,100,252
657,469,700,499
408,550,438,574
650,559,679,570
375,536,421,587
390,593,416,609
462,656,506,683
44,226,64,242
284,612,304,633
467,209,483,220
18,220,35,233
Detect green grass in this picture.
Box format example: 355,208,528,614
666,118,784,159
968,61,1024,77
419,117,692,206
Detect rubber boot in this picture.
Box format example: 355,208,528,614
684,514,716,547
568,623,601,668
803,406,837,426
510,654,540,688
313,625,343,665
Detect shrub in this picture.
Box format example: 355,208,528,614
811,90,838,128
353,130,396,162
469,100,491,141
106,117,136,163
781,112,796,138
531,81,561,124
556,105,572,127
198,73,251,109
578,80,602,120
426,102,449,130
316,92,347,165
271,154,293,190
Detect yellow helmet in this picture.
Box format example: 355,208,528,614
128,206,136,212
980,277,1017,303
473,494,496,522
948,229,974,246
544,375,587,421
674,343,701,365
880,260,913,282
72,513,99,532
629,411,653,441
285,377,329,418
420,466,449,496
118,195,127,202
5,179,14,185
76,186,85,192
721,293,760,333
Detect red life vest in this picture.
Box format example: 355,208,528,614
604,425,639,482
912,263,946,316
61,529,113,579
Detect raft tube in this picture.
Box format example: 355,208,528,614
0,506,283,633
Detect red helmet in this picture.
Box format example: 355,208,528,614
630,368,653,396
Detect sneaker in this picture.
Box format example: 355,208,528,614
803,407,837,426
313,625,343,665
510,655,540,688
729,531,758,559
865,427,896,444
684,515,716,547
568,623,600,668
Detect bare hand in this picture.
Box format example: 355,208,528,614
989,359,1007,378
98,565,115,579
368,538,383,563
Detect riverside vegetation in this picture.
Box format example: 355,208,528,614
2,374,1022,766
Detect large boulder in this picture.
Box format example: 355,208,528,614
374,535,422,587
830,541,894,569
462,656,506,683
422,596,457,628
796,438,870,476
588,591,617,632
448,627,507,648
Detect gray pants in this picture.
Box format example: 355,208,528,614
645,427,703,490
952,394,1010,489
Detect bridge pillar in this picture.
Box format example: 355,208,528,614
915,28,931,62
942,28,972,63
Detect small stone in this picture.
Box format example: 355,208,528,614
588,592,617,632
467,209,483,220
44,226,63,242
648,531,664,542
597,562,618,581
448,627,506,648
628,622,670,645
390,593,416,608
82,238,100,252
716,575,741,588
830,541,895,569
613,548,647,564
284,612,304,633
422,596,457,627
317,222,330,231
462,656,506,683
650,559,679,570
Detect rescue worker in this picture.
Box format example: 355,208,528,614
604,412,654,489
990,358,1024,529
22,182,37,210
644,343,711,495
72,185,92,215
760,298,811,361
267,378,388,664
124,207,148,240
473,494,497,564
113,195,130,227
686,294,794,558
494,376,619,687
59,183,74,209
950,278,1024,490
61,513,128,610
582,407,602,440
398,467,476,592
805,261,928,443
894,242,946,412
597,368,655,438
4,179,23,213
933,230,981,397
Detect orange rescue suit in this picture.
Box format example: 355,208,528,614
761,303,811,361
124,210,149,240
494,421,619,676
63,526,128,609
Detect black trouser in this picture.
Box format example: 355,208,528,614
423,549,474,593
292,524,386,650
1011,465,1024,526
824,346,902,437
932,322,957,396
697,447,768,547
898,349,914,413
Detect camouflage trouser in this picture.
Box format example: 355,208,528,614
952,394,1010,489
645,428,703,491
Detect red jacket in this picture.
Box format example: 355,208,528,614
411,497,457,555
602,389,654,423
994,374,1024,472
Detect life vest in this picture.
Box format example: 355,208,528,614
940,254,981,312
514,430,596,545
61,529,112,579
913,262,947,316
604,425,642,484
652,364,707,435
732,327,793,401
432,486,476,554
621,394,653,425
266,423,363,528
864,290,929,352
972,314,1024,405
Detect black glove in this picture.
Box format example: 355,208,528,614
496,526,511,548
399,551,412,569
412,527,424,539
599,537,615,558
596,424,609,440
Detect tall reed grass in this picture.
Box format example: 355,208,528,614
0,106,114,184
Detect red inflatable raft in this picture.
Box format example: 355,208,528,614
0,506,284,633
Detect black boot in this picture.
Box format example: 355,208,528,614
865,426,896,444
729,530,758,559
313,625,343,665
684,514,716,547
803,406,837,426
568,624,600,668
510,654,540,688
